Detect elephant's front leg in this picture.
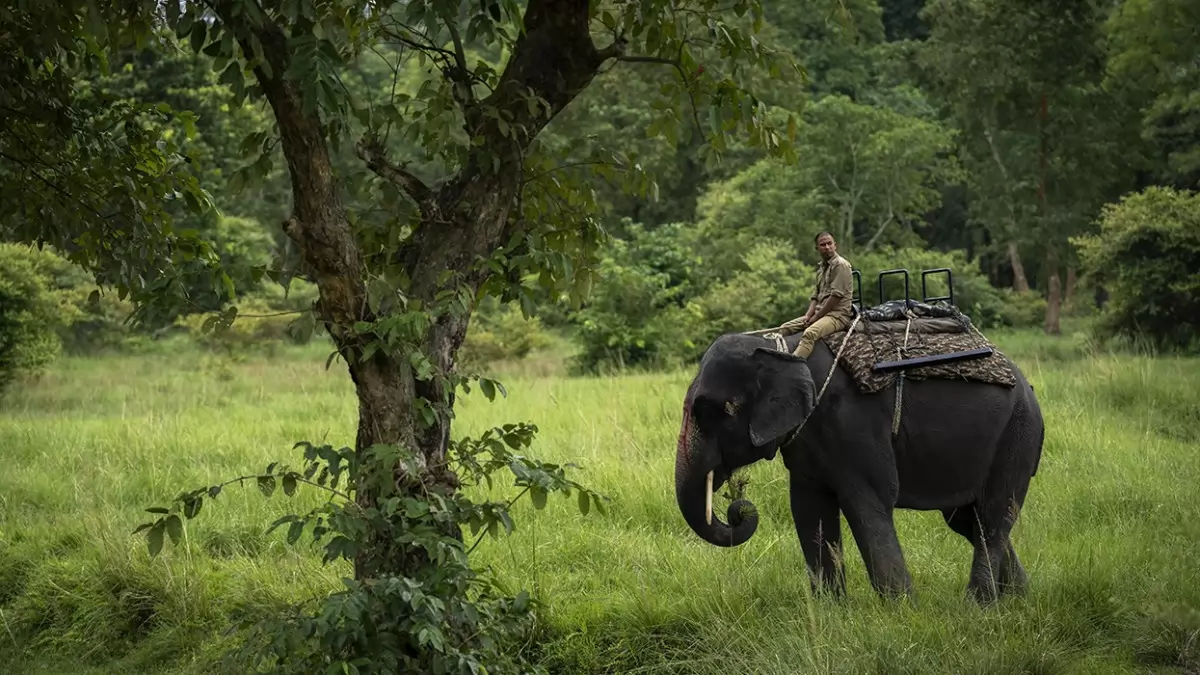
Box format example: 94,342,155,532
840,494,915,600
789,475,845,598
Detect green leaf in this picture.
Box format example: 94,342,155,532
147,522,165,557
189,19,207,53
289,311,316,344
283,473,298,496
530,486,547,510
578,489,590,516
287,519,305,545
165,514,183,544
257,475,276,497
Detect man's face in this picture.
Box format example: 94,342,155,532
816,235,837,260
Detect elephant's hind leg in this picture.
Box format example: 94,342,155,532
942,503,1027,603
789,475,846,598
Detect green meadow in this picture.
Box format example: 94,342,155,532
2,323,1199,674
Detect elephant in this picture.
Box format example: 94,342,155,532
673,328,1045,603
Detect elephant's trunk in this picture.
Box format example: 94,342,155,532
674,397,759,547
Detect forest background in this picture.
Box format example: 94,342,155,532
5,0,1198,375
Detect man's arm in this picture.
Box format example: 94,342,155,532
801,297,817,321
809,262,852,323
808,294,840,323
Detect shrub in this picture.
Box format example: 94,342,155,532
996,289,1049,328
460,298,554,370
0,244,82,391
570,224,714,373
689,238,814,341
848,246,1011,327
173,278,320,351
180,214,279,315
32,254,140,353
1074,186,1200,351
571,237,703,374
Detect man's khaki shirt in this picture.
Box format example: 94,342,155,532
810,254,854,324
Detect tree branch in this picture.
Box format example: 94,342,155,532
445,18,470,77
356,136,432,206
0,150,111,222
612,54,707,143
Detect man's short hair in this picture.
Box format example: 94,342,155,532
814,231,835,244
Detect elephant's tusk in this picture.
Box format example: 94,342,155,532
705,471,713,525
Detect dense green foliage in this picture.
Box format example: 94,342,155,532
1075,186,1200,351
0,244,78,390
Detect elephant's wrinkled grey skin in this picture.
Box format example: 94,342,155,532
674,331,1045,604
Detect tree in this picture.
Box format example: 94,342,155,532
2,0,798,670
918,0,1137,333
1074,186,1200,352
791,93,961,252
0,1,224,326
690,93,960,272
1103,0,1200,190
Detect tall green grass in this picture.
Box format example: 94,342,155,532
1,327,1198,674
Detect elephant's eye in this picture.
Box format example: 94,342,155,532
690,395,726,430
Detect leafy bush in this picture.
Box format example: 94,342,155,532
571,237,704,374
0,244,83,391
1074,186,1200,351
173,278,320,351
997,289,1049,328
30,253,141,353
460,298,555,370
180,214,279,315
689,238,814,341
848,246,1012,327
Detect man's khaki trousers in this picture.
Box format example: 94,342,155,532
792,315,849,358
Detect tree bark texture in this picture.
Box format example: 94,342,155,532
1044,252,1062,336
214,0,618,579
982,125,1030,293
1008,241,1030,292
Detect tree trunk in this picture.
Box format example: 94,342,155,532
213,0,622,581
1064,266,1077,308
1008,241,1030,292
1044,252,1062,335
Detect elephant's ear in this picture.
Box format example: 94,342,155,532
748,348,818,451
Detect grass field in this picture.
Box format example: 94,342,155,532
2,323,1199,674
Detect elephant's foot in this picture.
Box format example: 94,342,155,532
998,543,1029,595
967,542,1028,604
872,571,917,603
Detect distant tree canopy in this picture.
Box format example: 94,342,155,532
1075,186,1200,351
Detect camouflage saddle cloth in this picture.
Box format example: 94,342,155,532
822,301,1017,394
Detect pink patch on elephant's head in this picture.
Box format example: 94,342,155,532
675,386,700,470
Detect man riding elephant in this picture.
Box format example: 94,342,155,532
784,231,855,358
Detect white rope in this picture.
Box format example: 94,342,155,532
762,311,863,450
